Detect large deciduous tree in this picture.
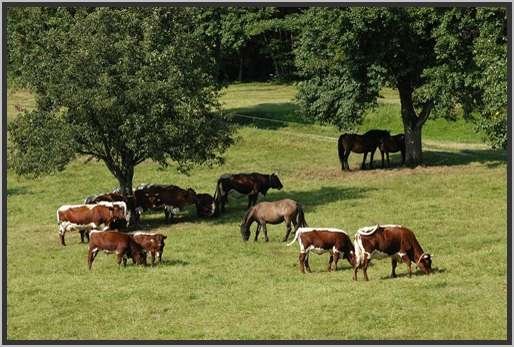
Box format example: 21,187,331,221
8,7,233,195
294,7,508,166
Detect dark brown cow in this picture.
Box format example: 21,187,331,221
353,224,432,281
134,184,197,222
194,193,216,217
128,232,167,265
87,230,146,270
57,202,127,246
287,228,356,273
214,172,283,214
379,134,405,168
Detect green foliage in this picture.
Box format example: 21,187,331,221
7,7,233,189
7,110,75,177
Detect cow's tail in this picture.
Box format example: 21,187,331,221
296,204,308,228
337,134,345,169
287,227,304,247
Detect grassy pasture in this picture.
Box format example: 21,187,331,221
6,83,508,341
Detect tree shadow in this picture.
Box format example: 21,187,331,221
228,102,305,130
207,186,374,225
379,266,446,280
422,149,507,168
7,186,30,196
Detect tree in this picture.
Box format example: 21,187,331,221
294,7,508,166
8,7,233,196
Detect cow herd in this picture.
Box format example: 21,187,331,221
56,168,433,280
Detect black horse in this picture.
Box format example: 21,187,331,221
337,129,390,170
379,134,405,168
214,172,283,214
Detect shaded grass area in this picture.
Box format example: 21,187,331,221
221,83,484,144
7,124,507,340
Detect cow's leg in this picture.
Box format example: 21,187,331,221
299,253,306,273
328,251,334,272
85,230,90,243
400,254,412,277
151,251,156,266
304,253,312,273
361,152,368,170
254,224,261,242
407,260,413,278
59,225,66,246
87,247,98,270
283,220,292,242
80,230,85,243
391,257,398,278
353,266,358,281
262,223,269,242
116,250,125,267
157,251,162,263
363,255,370,281
332,251,340,272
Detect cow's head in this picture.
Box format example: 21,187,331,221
154,234,167,253
417,253,432,274
270,173,283,190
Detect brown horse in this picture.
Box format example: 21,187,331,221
379,134,405,168
240,199,307,242
337,129,390,170
214,172,283,214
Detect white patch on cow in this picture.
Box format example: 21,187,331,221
127,231,158,236
381,224,403,229
296,227,348,234
211,202,216,215
306,245,328,255
332,246,340,254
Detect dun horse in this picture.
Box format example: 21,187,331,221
379,134,405,168
337,129,390,170
240,199,307,242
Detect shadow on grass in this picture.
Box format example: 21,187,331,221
159,259,190,267
228,102,305,130
7,186,31,196
206,186,374,226
422,149,507,168
378,266,446,280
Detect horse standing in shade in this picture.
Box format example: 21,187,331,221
337,129,390,170
214,172,283,214
240,199,307,242
379,134,405,168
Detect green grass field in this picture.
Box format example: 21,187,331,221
6,83,508,341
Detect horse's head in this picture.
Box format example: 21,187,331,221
240,222,251,241
270,173,283,190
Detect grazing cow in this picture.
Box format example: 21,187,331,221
287,228,356,273
379,134,405,168
56,202,127,246
128,232,167,265
337,129,390,170
240,199,307,242
87,230,146,270
214,172,283,214
195,193,216,218
134,184,197,222
84,192,138,225
353,224,432,281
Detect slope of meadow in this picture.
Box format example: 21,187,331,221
6,83,508,341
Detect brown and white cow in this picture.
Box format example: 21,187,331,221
353,224,432,281
84,192,138,226
134,184,198,222
127,232,167,265
87,230,146,270
287,227,356,273
56,202,127,246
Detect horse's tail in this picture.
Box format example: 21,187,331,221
213,178,224,215
296,204,308,228
287,227,304,247
337,134,346,169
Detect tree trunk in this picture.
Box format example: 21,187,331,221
115,165,137,225
398,83,424,167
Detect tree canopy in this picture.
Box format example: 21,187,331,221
293,7,508,165
8,7,234,194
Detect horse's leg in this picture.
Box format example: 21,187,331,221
254,224,261,242
400,149,405,166
361,152,368,170
299,253,306,273
343,149,351,171
380,150,385,169
283,219,292,242
386,152,391,168
369,148,376,169
262,223,269,242
328,251,334,272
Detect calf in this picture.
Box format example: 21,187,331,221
128,232,167,265
287,228,356,273
56,202,127,246
353,224,432,281
87,230,146,270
